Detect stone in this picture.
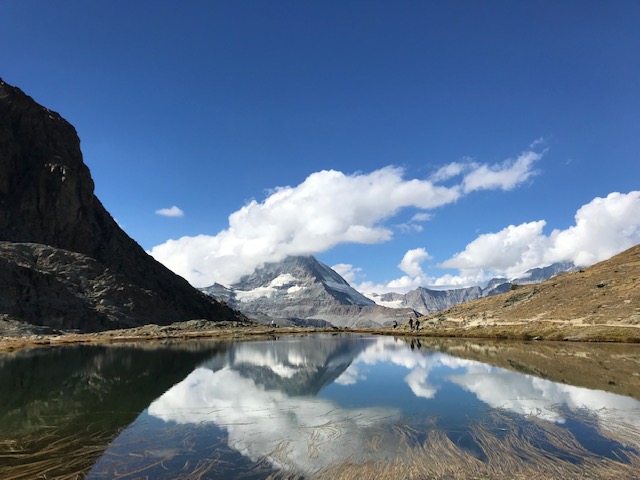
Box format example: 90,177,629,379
0,78,243,332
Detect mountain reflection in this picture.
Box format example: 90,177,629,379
141,335,640,475
147,335,402,473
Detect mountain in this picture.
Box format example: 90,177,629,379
368,262,575,315
199,334,375,396
202,256,418,328
370,286,483,315
0,77,243,333
0,341,231,478
419,243,640,335
512,261,575,284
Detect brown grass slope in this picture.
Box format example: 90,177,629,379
416,243,640,341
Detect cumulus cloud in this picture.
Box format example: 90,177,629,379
332,263,362,284
440,221,548,277
441,191,640,280
429,150,542,193
354,248,437,296
398,248,432,277
462,150,542,193
150,150,542,287
545,191,640,266
155,205,185,217
430,161,467,183
350,191,640,296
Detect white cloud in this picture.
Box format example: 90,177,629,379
356,248,435,295
410,212,432,222
356,190,640,295
431,271,495,288
386,275,425,291
430,161,467,182
395,212,432,233
462,150,542,193
332,263,361,284
441,191,640,280
429,150,542,193
398,248,432,277
155,205,185,217
529,137,545,148
545,191,640,267
440,221,548,278
150,151,541,287
395,223,424,233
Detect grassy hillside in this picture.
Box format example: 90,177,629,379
412,243,640,342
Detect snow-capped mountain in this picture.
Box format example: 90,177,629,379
369,286,484,315
367,262,576,315
202,256,574,323
201,256,418,328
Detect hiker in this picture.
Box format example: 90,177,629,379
393,320,398,328
415,319,420,330
409,318,414,330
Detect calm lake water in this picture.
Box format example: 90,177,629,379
1,334,639,479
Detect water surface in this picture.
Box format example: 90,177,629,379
1,335,639,479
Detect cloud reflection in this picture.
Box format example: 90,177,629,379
448,365,640,426
149,367,400,473
349,338,640,427
145,336,640,474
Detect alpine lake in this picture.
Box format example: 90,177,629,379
1,334,639,479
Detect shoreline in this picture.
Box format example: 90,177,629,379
1,319,639,353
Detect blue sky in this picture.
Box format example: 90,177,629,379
2,1,639,292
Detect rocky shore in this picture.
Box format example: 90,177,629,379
2,317,639,354
0,319,344,353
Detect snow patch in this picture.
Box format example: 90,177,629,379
236,274,302,302
287,285,304,294
372,299,404,309
236,286,277,302
270,274,297,287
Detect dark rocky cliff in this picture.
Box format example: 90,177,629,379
0,78,243,332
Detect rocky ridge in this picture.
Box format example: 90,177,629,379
0,78,243,333
369,262,575,314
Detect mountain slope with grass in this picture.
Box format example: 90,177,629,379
414,243,640,341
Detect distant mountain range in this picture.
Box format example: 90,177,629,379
368,261,575,315
418,243,640,336
202,255,575,326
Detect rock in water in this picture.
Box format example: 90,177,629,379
0,78,243,332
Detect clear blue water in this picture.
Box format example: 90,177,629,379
2,334,639,479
